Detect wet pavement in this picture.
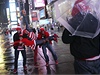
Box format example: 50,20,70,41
0,30,75,75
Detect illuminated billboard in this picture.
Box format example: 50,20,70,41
9,0,17,22
47,0,57,4
9,0,15,2
9,3,16,12
31,11,38,22
34,0,45,8
10,12,17,21
39,8,46,19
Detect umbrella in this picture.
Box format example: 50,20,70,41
54,0,100,38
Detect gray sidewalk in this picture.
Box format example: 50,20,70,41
0,31,75,74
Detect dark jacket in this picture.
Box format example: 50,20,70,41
62,28,100,59
13,32,25,49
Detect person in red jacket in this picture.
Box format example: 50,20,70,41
8,28,58,66
37,27,58,66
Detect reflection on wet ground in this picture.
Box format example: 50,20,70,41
0,32,75,74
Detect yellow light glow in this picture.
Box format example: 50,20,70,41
0,35,5,64
0,46,4,63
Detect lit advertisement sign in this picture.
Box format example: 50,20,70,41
31,12,38,22
9,0,15,2
39,19,50,25
47,0,56,4
9,0,17,24
9,3,16,12
46,5,52,18
47,0,54,4
34,0,45,8
39,8,45,19
47,0,51,4
10,12,17,21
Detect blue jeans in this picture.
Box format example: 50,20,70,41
74,58,100,74
14,49,26,69
42,42,57,63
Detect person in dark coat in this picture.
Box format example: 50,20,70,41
62,28,100,74
13,27,27,73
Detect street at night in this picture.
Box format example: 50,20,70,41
0,30,74,74
0,0,100,74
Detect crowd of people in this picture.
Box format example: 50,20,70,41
7,25,59,73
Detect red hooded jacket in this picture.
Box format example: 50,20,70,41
37,31,52,44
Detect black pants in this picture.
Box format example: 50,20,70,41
14,49,26,69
